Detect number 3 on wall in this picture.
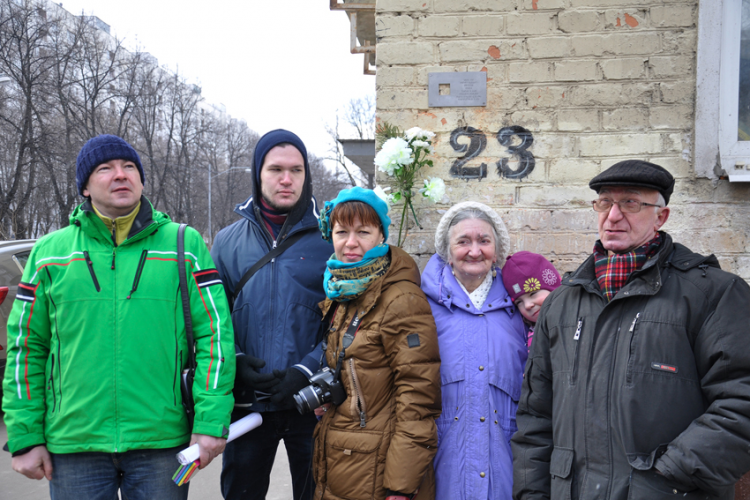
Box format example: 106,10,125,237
449,126,536,180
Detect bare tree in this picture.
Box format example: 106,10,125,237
130,55,169,207
323,95,376,190
205,117,258,238
44,11,99,228
0,1,263,240
309,153,350,204
344,94,375,140
0,0,57,238
323,115,359,187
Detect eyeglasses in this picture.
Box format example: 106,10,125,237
592,199,664,213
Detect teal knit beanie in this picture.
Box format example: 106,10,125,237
319,187,391,243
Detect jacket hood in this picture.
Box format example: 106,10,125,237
384,245,422,288
422,253,515,315
666,239,720,272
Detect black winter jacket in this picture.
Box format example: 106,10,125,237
512,232,750,500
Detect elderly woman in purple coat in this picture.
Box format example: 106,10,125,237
421,201,527,500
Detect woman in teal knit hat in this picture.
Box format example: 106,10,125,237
310,187,442,500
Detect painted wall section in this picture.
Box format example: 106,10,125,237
375,0,750,281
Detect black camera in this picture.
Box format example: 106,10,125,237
293,366,347,414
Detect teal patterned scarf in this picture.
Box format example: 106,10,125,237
324,244,391,302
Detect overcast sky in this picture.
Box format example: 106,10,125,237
57,0,375,159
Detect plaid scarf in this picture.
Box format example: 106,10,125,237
594,233,662,301
259,198,288,238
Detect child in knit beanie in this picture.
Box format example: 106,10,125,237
502,251,561,351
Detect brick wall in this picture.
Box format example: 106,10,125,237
375,0,750,280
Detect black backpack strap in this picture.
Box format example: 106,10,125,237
231,228,313,310
178,223,196,427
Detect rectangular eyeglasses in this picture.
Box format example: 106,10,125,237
592,199,664,213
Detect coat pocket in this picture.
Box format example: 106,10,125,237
489,380,520,443
550,447,574,500
46,353,58,415
627,469,701,500
325,427,383,500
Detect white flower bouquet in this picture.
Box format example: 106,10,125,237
374,125,445,246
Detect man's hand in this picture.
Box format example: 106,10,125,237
189,434,226,469
11,445,53,481
236,355,282,392
269,368,310,405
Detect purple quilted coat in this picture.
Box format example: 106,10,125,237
421,254,527,500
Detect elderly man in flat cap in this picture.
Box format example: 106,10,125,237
512,160,750,500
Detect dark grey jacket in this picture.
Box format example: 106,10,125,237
512,232,750,500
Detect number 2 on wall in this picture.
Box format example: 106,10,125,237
449,126,536,180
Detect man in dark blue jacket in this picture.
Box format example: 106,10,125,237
211,129,333,500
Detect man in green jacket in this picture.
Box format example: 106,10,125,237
2,135,236,499
512,160,750,500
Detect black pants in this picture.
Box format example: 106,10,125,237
221,409,318,500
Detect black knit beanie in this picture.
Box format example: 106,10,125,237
251,129,313,240
76,135,144,196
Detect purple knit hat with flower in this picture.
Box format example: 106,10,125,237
502,251,561,303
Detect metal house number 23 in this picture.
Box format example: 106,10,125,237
449,125,535,180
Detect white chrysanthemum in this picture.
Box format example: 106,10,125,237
373,185,393,209
404,127,422,141
374,137,413,176
405,127,436,141
411,138,434,157
419,177,446,203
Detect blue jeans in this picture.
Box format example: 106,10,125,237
49,445,188,500
221,409,318,500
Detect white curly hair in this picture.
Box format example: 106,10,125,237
434,201,511,266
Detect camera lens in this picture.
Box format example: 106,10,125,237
293,393,309,414
293,385,325,414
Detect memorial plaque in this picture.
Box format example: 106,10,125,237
428,72,487,107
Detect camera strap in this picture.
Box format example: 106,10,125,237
230,227,315,312
341,311,362,350
332,310,362,386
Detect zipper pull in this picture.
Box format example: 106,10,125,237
111,250,116,270
126,250,149,299
359,411,366,428
629,312,641,332
271,240,277,263
84,251,101,292
574,317,583,340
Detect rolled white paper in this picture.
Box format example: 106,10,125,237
177,412,263,464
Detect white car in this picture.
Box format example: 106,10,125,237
0,239,36,401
